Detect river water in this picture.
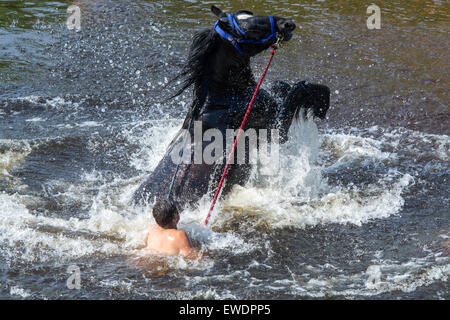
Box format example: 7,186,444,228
0,0,448,299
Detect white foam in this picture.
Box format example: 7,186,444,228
9,286,32,298
0,140,32,177
250,258,450,298
78,121,101,127
25,117,43,122
379,126,449,161
0,192,122,264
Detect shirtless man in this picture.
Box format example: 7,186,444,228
145,199,200,259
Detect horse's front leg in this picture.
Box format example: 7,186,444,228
272,81,330,143
271,81,307,143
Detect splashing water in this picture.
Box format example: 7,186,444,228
0,0,448,299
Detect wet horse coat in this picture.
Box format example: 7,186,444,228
133,6,330,209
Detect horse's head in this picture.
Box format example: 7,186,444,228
211,5,296,57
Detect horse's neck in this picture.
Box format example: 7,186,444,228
208,47,256,96
188,44,256,120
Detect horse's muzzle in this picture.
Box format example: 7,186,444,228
277,19,296,41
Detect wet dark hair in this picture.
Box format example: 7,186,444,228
152,199,179,228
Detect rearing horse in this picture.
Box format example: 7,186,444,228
133,5,330,209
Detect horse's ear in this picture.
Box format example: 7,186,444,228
211,5,226,19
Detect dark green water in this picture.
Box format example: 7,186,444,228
0,0,448,299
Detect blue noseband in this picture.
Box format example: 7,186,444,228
214,14,277,56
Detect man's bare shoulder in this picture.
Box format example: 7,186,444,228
146,226,186,242
169,229,190,243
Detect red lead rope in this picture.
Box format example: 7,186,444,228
204,45,278,226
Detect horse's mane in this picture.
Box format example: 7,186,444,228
165,28,218,146
169,28,218,112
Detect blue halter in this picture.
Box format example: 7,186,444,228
214,14,277,56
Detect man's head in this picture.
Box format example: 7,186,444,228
152,199,180,229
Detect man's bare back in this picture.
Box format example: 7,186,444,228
145,225,197,258
145,199,200,259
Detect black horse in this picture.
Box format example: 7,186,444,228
133,6,330,209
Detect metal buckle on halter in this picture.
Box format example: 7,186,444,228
275,33,284,48
270,34,284,50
